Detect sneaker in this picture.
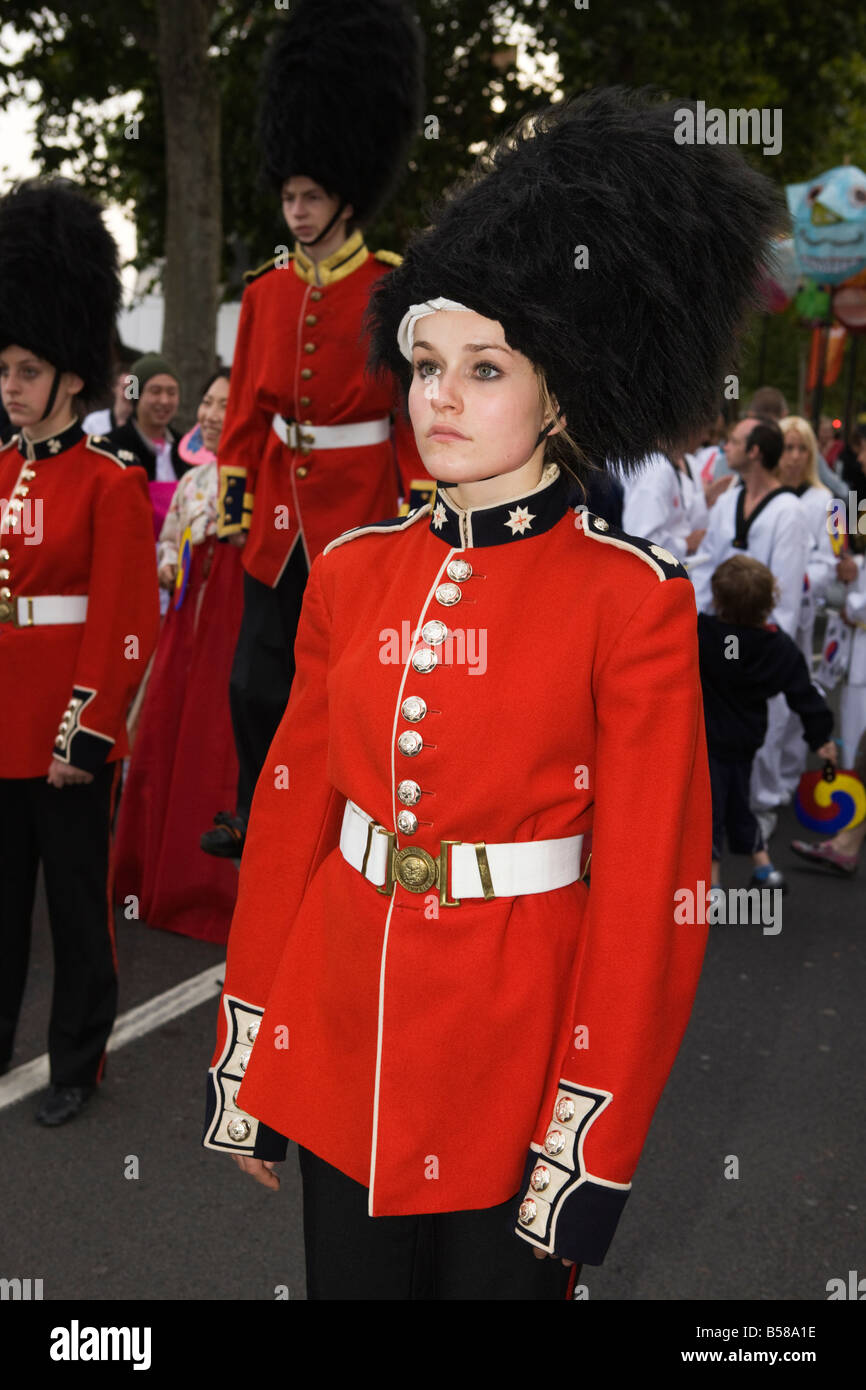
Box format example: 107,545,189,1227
750,866,787,893
200,811,246,859
790,839,858,877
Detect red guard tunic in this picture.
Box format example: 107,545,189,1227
216,230,429,587
0,421,159,777
204,462,711,1264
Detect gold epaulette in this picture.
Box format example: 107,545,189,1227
243,254,289,285
374,249,403,267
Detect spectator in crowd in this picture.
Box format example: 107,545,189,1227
699,556,836,896
747,386,787,420
113,370,242,944
622,437,708,564
107,353,189,537
82,362,135,436
818,414,845,471
689,414,810,835
775,415,837,796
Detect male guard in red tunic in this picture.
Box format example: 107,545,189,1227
202,0,429,857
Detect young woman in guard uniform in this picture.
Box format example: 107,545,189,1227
204,89,786,1299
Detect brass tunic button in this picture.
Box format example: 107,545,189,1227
396,809,418,835
530,1164,551,1192
554,1096,576,1124
310,289,323,301
239,1048,251,1072
297,465,309,477
227,1117,251,1143
435,582,461,606
411,647,437,674
400,696,427,722
304,342,316,354
397,779,422,806
421,619,448,646
0,549,9,561
446,558,472,582
14,485,29,498
0,569,9,581
301,368,313,379
305,314,318,325
397,730,423,757
518,1197,538,1227
0,600,14,622
594,518,609,531
246,1021,259,1043
300,395,311,406
543,1128,566,1156
0,587,11,601
21,469,36,480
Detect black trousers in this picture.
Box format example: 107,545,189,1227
228,542,310,820
0,762,119,1085
298,1147,577,1301
708,752,765,859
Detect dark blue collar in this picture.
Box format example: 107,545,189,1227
17,418,84,461
429,463,576,548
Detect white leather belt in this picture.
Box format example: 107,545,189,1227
340,799,585,906
271,416,390,450
2,595,89,627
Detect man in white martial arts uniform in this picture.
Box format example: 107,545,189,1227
689,415,810,831
622,447,709,564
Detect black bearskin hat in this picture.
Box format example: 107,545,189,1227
367,87,789,473
259,0,423,224
0,179,121,402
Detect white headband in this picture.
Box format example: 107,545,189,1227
396,298,472,361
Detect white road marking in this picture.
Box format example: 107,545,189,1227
0,962,225,1111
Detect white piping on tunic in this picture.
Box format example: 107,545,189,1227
367,543,459,1213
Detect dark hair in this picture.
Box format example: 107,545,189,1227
744,414,784,471
711,554,778,627
200,367,230,397
746,386,788,420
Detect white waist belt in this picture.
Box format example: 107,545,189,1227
340,799,584,902
13,595,88,626
271,416,390,450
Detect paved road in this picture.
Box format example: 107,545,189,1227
1,800,862,1302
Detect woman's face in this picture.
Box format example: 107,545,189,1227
0,344,81,431
407,310,552,487
779,428,809,487
197,376,230,452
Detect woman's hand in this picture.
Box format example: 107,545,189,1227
158,563,177,591
228,532,247,549
232,1155,280,1190
836,554,858,585
817,741,838,764
46,757,94,788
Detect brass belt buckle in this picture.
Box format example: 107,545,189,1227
0,596,28,626
363,820,497,909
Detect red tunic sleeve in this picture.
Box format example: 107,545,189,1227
203,553,344,1156
513,575,711,1264
53,462,159,773
216,284,268,537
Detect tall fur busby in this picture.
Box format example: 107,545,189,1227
0,179,121,402
259,0,424,224
367,86,789,473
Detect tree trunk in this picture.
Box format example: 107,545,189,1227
155,0,221,431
